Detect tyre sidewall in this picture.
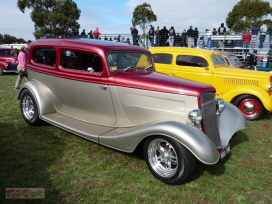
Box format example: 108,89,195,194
20,89,41,126
144,136,196,185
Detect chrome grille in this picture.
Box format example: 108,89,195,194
200,92,221,148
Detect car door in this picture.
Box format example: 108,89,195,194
57,49,116,126
171,54,214,87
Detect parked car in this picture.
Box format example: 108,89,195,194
150,47,272,120
219,51,245,69
16,39,247,185
0,47,18,75
219,51,272,72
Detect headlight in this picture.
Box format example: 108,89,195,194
4,63,8,67
215,98,224,115
188,109,202,125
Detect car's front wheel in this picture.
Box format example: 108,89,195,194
20,89,43,126
144,136,196,185
234,94,264,120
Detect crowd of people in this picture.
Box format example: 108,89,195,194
131,22,272,49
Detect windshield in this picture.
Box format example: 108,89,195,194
107,52,153,72
0,49,18,56
212,54,227,66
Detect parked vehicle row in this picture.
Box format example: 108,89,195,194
0,47,18,75
16,39,247,185
149,47,272,120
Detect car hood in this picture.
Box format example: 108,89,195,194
216,67,272,80
0,56,18,64
111,71,215,97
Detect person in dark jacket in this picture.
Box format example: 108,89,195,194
174,33,182,47
193,27,199,47
131,26,138,45
251,24,259,48
218,23,226,47
181,29,187,47
160,26,169,46
187,26,194,47
248,50,258,70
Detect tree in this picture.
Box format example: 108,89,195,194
226,0,272,33
132,3,157,46
17,0,81,39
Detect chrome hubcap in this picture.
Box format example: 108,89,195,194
148,138,179,178
22,95,35,120
243,101,255,113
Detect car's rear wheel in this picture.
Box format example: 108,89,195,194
0,66,3,75
234,94,264,120
20,89,43,126
144,136,196,185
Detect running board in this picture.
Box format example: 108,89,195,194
41,113,114,143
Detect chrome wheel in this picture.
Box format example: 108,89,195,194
22,95,35,120
147,138,181,178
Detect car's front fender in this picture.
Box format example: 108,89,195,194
15,80,56,116
99,121,220,165
221,85,272,112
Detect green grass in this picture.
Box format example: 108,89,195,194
0,74,272,204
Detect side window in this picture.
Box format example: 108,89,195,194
212,55,226,66
153,54,172,64
61,50,102,72
176,55,208,67
33,48,56,66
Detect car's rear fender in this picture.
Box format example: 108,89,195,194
221,85,272,112
99,121,220,165
16,80,56,116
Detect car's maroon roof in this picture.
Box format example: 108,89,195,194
29,38,148,53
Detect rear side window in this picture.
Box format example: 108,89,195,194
61,50,103,72
33,48,56,67
153,54,172,64
212,55,226,66
176,55,208,67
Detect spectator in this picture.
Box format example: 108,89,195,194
242,29,252,55
259,22,267,48
187,26,194,48
81,29,86,35
212,28,218,47
248,50,258,70
206,29,212,48
155,26,160,47
181,29,187,47
148,25,155,47
218,23,226,47
269,25,272,48
160,26,169,46
193,27,199,48
126,38,131,45
174,33,182,47
168,26,176,47
88,30,93,39
14,46,28,89
93,28,101,39
117,34,121,42
251,24,259,49
121,37,126,43
131,26,138,45
104,36,108,40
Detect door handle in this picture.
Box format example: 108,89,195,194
172,72,176,75
99,85,107,90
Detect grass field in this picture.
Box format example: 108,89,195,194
0,74,271,204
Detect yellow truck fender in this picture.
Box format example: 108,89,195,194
221,85,272,112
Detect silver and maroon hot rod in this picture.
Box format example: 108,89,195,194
17,39,247,184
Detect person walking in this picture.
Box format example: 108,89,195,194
14,46,28,89
93,28,101,39
248,50,258,70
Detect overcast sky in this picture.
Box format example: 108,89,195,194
1,0,267,41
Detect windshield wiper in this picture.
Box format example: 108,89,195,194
144,65,153,70
124,66,134,71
